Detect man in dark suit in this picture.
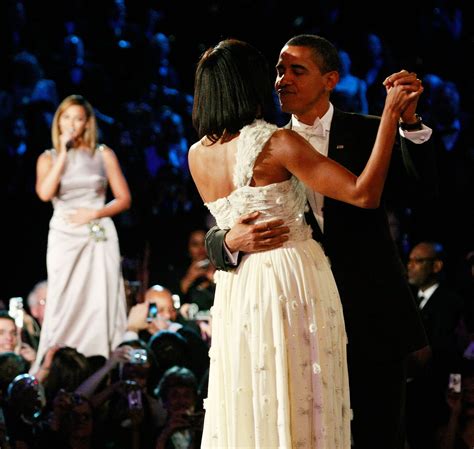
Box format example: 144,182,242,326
405,241,465,449
205,35,435,449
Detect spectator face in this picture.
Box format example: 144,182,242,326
0,318,18,352
157,295,177,322
146,289,177,322
70,399,93,438
30,284,47,325
121,362,151,390
164,385,197,413
407,243,437,287
188,230,207,262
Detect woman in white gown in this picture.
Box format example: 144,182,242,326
188,39,423,449
32,95,130,372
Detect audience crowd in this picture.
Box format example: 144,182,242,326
1,1,473,447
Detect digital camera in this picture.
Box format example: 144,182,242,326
129,348,148,365
146,302,158,323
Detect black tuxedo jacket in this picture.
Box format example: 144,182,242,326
206,109,436,361
419,284,464,363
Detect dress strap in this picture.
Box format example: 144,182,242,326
233,119,278,188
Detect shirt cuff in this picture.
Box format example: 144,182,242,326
399,123,432,144
224,242,239,266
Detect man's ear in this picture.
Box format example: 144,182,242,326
325,71,340,92
433,259,443,274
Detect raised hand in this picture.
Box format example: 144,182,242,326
383,70,424,123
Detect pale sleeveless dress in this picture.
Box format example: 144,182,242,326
32,146,127,371
201,120,350,448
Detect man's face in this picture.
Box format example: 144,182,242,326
275,45,332,123
30,285,47,325
0,318,18,352
407,244,436,287
156,295,177,322
121,362,151,390
145,288,177,322
164,385,196,413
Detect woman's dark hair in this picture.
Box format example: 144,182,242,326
192,38,274,142
148,330,189,380
43,347,90,403
154,365,198,402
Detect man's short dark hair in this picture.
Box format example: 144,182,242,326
285,34,341,74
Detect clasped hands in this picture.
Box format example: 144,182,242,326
383,69,424,124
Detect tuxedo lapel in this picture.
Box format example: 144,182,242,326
327,109,348,164
304,203,324,243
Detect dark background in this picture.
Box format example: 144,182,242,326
1,0,473,302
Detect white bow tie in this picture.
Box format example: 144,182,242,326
295,120,325,138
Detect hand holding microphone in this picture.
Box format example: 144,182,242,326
60,128,75,152
65,127,75,150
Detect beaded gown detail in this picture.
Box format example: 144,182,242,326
201,120,350,448
32,146,127,371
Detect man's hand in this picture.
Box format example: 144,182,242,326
383,69,424,123
126,302,148,333
224,211,290,253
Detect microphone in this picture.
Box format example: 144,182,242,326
65,129,75,150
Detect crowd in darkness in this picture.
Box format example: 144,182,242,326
0,1,474,448
1,0,473,303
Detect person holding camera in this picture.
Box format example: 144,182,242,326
154,366,203,449
178,229,215,321
124,285,205,344
0,311,36,367
89,341,161,449
125,285,182,340
435,360,474,449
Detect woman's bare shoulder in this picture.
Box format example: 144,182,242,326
188,138,210,161
97,144,113,155
267,127,304,148
37,149,54,164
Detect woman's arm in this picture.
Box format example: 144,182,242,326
96,146,132,218
35,150,67,201
276,81,423,209
75,345,131,398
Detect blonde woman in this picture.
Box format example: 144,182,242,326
32,95,131,372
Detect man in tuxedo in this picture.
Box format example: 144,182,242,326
205,34,435,449
405,241,465,449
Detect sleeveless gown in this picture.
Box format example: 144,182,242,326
201,120,350,448
32,146,127,371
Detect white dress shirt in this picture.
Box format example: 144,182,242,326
418,283,439,310
291,105,333,232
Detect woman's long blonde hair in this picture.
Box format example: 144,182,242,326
51,94,98,152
